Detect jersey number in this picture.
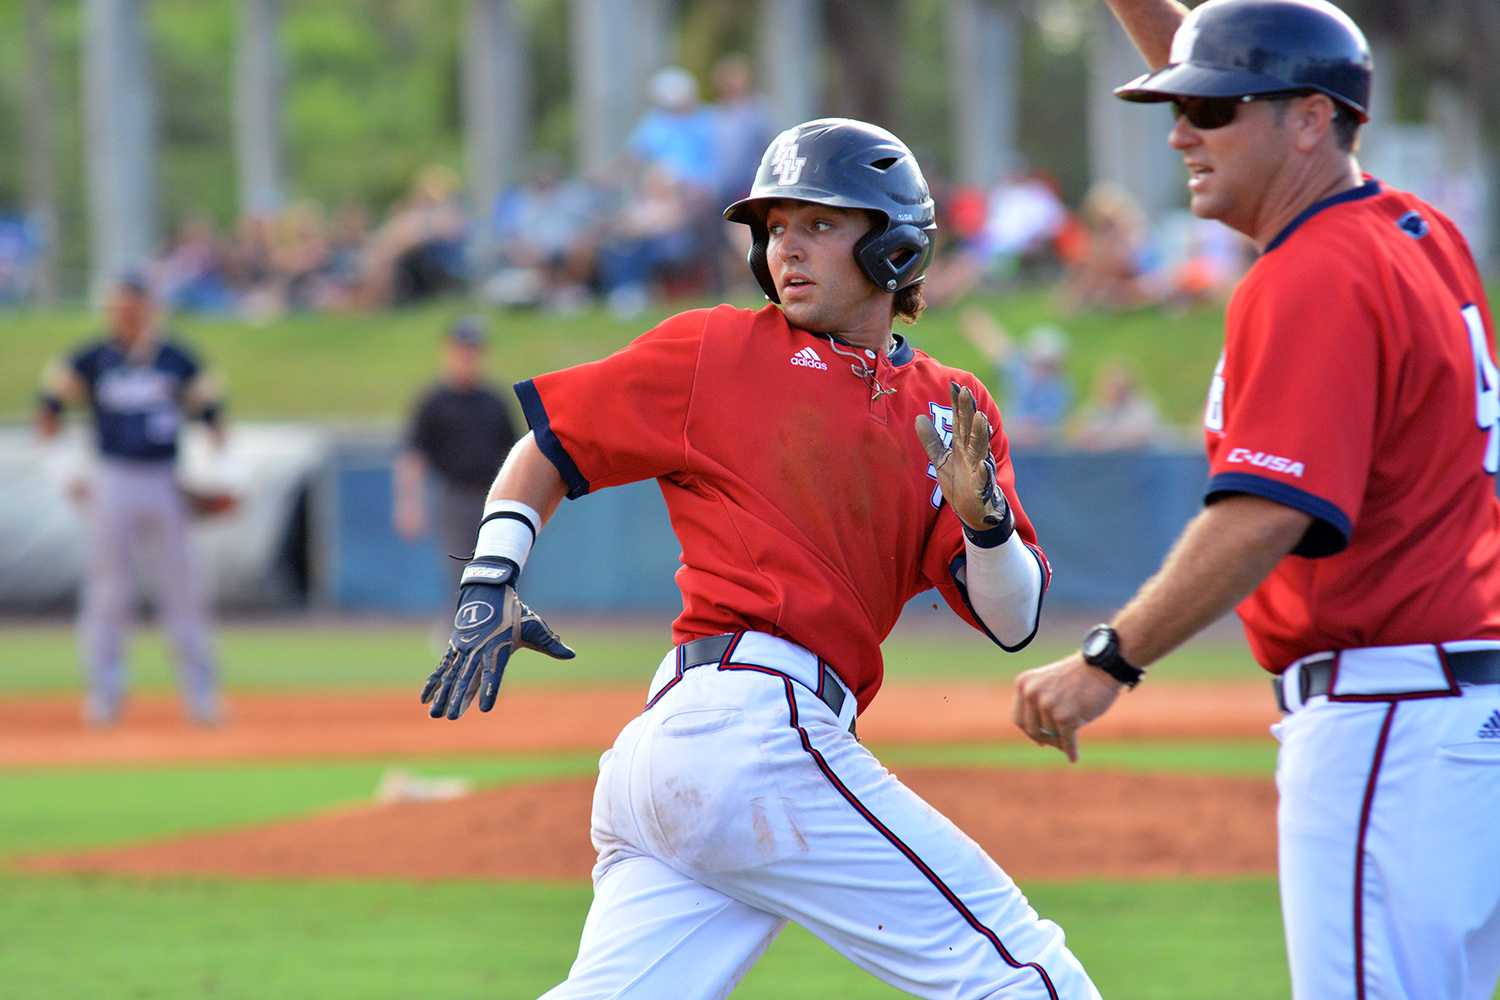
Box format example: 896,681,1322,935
1463,304,1500,474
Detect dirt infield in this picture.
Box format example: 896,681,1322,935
0,680,1277,768
9,680,1281,882
22,767,1277,882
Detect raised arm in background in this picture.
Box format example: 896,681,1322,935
1103,0,1190,70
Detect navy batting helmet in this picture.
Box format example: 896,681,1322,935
1114,0,1373,122
723,118,936,303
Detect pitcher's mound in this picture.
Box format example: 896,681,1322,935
23,767,1276,883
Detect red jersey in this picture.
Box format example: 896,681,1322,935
1203,178,1500,670
517,303,1048,709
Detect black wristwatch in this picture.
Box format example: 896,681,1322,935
1081,624,1144,689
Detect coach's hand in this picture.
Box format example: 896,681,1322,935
420,557,575,721
915,382,1010,533
1012,655,1123,763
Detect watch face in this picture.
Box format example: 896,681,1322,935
1083,629,1111,659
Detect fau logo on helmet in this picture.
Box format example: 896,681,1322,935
1227,447,1306,477
768,133,807,186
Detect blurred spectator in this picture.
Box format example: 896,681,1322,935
612,66,723,301
320,202,371,309
959,307,1073,448
272,201,336,312
708,54,775,205
924,169,1077,306
1068,359,1169,451
628,66,720,195
707,54,775,295
0,214,44,304
224,213,280,320
1155,212,1251,307
363,165,469,307
155,215,236,314
595,165,698,315
477,154,600,311
982,171,1074,273
1057,182,1156,314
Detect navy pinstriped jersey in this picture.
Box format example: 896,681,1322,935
70,338,204,463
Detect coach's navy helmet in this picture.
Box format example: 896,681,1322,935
724,118,937,303
1114,0,1373,122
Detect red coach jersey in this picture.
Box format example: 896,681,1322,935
1204,178,1500,670
516,303,1048,710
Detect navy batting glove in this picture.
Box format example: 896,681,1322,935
420,557,575,720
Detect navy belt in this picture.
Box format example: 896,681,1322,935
678,634,855,734
1273,649,1500,714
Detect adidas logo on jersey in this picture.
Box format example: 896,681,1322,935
790,346,828,370
1478,709,1500,739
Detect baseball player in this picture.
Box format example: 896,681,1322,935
37,270,227,727
1012,2,1500,997
421,119,1100,998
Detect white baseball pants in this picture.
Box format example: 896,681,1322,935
1273,643,1500,999
542,632,1098,999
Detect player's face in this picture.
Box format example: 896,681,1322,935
1169,96,1294,239
106,289,153,346
764,201,890,342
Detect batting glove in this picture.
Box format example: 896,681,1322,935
420,556,575,721
914,382,1014,543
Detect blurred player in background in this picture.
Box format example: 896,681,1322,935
36,270,228,727
1013,2,1500,996
393,316,520,597
419,118,1098,998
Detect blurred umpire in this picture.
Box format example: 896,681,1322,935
36,270,228,727
393,316,521,595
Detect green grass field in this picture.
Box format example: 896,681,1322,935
0,617,1258,695
1,291,1231,427
0,620,1308,998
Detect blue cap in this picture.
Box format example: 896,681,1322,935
116,267,152,296
448,316,488,347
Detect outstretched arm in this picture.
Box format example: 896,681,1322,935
421,432,575,721
1012,494,1311,761
1103,0,1190,70
487,432,568,521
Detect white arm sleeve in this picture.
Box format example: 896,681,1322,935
953,531,1044,649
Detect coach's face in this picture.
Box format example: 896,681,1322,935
1169,97,1295,241
765,201,890,342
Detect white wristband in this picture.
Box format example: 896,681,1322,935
475,499,542,576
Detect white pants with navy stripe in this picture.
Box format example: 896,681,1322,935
542,632,1098,999
1274,644,1500,999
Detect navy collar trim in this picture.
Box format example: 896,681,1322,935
821,331,913,366
1263,178,1381,254
889,333,913,366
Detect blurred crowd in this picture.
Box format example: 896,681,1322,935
0,56,1253,326
152,55,776,321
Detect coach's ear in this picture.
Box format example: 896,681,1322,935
1288,93,1338,154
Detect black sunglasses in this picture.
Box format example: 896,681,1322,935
1170,91,1309,130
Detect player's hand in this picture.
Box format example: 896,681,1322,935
420,557,575,720
1012,655,1124,763
915,382,1009,532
